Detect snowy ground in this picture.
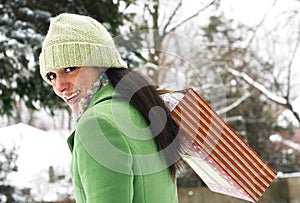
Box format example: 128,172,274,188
0,123,73,201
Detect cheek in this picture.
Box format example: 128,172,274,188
81,75,97,89
52,86,62,97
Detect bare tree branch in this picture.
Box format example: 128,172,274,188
224,115,245,123
245,0,278,49
165,0,218,35
286,21,300,99
217,92,251,115
162,0,182,35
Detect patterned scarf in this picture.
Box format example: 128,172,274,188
75,72,109,120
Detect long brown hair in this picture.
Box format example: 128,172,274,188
106,68,185,178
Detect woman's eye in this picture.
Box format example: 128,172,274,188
46,72,56,81
64,67,77,73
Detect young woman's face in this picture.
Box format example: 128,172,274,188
46,66,102,113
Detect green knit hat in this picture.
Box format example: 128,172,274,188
39,13,127,84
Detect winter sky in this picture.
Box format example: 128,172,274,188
222,0,300,81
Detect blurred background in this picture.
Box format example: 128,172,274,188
0,0,299,202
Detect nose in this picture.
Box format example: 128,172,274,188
53,75,70,95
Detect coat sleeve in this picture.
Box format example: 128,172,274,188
74,115,134,203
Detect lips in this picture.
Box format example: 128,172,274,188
64,90,81,104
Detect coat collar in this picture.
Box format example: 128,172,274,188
67,83,120,152
87,83,116,108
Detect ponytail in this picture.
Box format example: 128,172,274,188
106,68,184,178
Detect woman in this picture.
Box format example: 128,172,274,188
39,13,184,203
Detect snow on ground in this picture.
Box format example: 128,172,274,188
0,123,73,201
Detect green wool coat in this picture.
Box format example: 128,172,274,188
67,84,178,203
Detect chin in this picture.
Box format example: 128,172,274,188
71,105,79,114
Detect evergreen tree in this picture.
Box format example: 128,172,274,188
0,0,134,119
0,145,17,203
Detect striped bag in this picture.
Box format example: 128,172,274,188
169,88,277,202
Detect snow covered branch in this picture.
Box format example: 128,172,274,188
217,92,251,115
226,67,287,105
162,0,183,34
226,67,300,124
270,134,300,152
166,0,218,34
